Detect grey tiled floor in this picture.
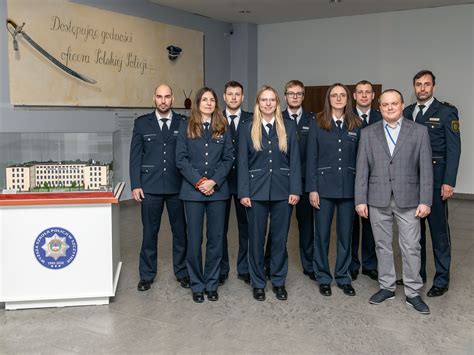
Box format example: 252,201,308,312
1,199,473,353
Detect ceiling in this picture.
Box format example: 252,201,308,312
149,0,474,24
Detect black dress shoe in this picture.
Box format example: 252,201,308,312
238,273,251,285
350,271,358,281
218,274,228,286
253,288,266,301
205,290,219,301
177,276,190,289
427,286,449,297
272,286,288,301
362,269,379,281
192,292,205,303
338,284,356,296
319,284,332,296
396,278,404,286
137,279,153,291
303,270,316,281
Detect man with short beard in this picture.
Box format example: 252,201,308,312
401,70,461,298
130,84,189,291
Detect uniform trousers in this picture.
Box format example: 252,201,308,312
313,197,353,285
247,200,293,288
263,193,313,274
369,197,423,298
350,213,378,272
421,189,451,288
221,194,249,275
184,200,226,293
139,193,188,281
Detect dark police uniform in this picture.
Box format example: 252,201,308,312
220,109,253,279
238,119,302,289
176,120,233,293
129,111,188,283
404,98,461,288
306,118,361,286
350,108,382,277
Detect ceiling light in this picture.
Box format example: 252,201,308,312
329,0,342,3
238,10,251,14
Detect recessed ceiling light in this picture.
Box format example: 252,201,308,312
238,10,251,14
329,0,342,3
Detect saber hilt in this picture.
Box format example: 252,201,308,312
6,19,25,51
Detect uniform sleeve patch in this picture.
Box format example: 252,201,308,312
451,120,460,133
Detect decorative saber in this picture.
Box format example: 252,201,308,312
6,18,97,84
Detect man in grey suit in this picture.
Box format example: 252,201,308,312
355,89,433,314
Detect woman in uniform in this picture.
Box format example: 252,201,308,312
306,83,362,297
176,87,233,303
238,85,301,301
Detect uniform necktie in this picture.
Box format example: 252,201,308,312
415,104,425,122
203,122,210,133
229,115,237,136
160,118,169,136
266,123,273,135
361,113,368,124
291,113,298,125
336,120,343,131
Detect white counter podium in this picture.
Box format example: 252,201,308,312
0,183,124,310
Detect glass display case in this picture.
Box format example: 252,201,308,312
0,132,119,194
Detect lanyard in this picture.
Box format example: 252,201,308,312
384,124,397,146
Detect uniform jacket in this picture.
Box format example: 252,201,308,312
176,120,233,201
238,119,302,201
355,118,433,209
223,110,253,195
129,111,185,194
404,98,461,188
306,118,361,199
283,109,315,191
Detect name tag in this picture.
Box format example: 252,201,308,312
302,126,309,130
173,130,179,134
428,117,440,122
348,132,357,136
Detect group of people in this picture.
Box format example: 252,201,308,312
129,70,461,315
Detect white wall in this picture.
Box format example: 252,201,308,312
258,4,474,194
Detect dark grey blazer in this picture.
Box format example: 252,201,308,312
355,118,433,209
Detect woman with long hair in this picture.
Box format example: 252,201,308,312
176,87,233,303
238,85,301,301
306,83,362,297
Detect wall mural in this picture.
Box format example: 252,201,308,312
6,0,204,107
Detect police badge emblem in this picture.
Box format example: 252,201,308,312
34,227,77,269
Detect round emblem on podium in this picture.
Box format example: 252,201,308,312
34,227,78,269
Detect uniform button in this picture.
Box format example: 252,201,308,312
321,172,324,175
205,162,208,165
164,168,167,171
164,151,166,155
233,139,236,143
147,138,151,141
339,158,342,161
205,152,209,156
338,139,341,143
269,160,272,163
389,178,391,182
433,161,436,164
204,171,208,174
269,150,272,153
338,167,341,170
205,143,208,147
270,169,273,172
163,143,166,146
390,161,392,164
163,160,166,163
338,148,342,152
145,170,149,173
233,157,235,160
251,175,254,178
268,141,271,144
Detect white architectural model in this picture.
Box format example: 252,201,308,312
5,161,110,192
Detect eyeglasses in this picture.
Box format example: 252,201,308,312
330,93,347,99
285,92,304,98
